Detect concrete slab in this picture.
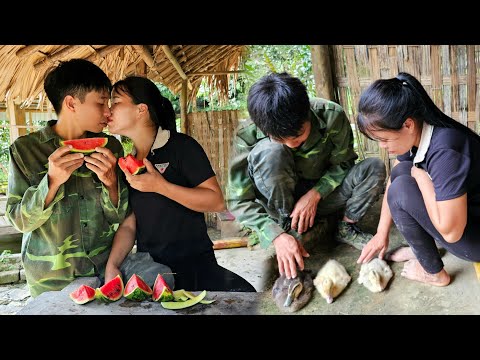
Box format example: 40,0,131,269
17,277,260,315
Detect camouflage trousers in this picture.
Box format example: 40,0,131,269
247,139,386,243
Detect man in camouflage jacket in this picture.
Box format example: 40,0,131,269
6,59,129,297
227,73,386,279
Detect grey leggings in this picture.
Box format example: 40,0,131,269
388,161,480,273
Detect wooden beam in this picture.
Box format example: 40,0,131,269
7,98,19,143
162,45,193,90
189,70,244,76
180,80,188,134
311,45,335,100
33,45,83,71
16,45,44,58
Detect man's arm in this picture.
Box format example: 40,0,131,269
6,146,64,233
313,109,357,198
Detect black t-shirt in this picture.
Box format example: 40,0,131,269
397,126,480,217
128,132,216,267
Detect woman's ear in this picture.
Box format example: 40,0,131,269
403,118,416,132
138,103,148,115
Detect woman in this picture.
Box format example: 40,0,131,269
356,72,480,287
104,75,255,292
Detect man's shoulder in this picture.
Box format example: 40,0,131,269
235,119,266,146
11,129,43,150
309,97,345,113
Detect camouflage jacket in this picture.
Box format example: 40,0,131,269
6,120,129,297
226,98,358,249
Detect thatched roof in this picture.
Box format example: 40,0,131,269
0,45,246,109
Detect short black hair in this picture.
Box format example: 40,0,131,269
44,58,112,115
247,72,310,139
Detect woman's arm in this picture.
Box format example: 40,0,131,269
411,167,467,243
105,212,137,283
357,159,397,264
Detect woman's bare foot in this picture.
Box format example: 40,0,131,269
401,259,451,286
385,247,416,262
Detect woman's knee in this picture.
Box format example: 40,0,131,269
390,161,413,181
387,175,419,210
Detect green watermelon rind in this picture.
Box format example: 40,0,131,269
61,137,108,154
161,290,207,310
95,275,124,302
124,274,153,301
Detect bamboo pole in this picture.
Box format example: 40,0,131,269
162,45,193,91
212,237,249,250
180,80,188,134
310,45,334,100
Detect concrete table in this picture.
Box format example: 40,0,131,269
17,277,260,315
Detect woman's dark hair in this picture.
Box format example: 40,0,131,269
357,72,480,141
112,76,177,133
44,58,112,115
247,72,311,139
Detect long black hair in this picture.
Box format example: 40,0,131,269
112,76,177,133
357,72,480,141
247,72,310,139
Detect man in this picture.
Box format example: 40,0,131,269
227,72,386,279
6,59,129,297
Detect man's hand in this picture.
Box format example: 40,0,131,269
104,263,122,284
273,232,310,279
47,145,85,188
290,188,321,234
356,231,389,264
84,147,118,187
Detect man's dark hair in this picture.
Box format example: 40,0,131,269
44,58,112,115
247,72,310,139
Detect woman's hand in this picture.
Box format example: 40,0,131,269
356,231,389,264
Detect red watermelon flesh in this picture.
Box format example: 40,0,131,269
118,154,145,175
61,137,108,153
69,284,96,305
152,274,174,302
95,275,124,302
124,274,153,301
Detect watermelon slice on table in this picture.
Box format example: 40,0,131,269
69,284,96,305
118,154,145,175
95,275,124,302
124,274,153,301
60,137,108,154
152,274,174,302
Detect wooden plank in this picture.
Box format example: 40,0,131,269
212,237,249,250
450,45,459,116
467,45,476,114
431,45,443,109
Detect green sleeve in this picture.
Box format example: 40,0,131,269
226,128,285,249
6,146,63,233
313,109,357,198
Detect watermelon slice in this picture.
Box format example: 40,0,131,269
61,137,108,154
95,275,124,302
152,274,174,302
69,284,96,305
118,154,145,175
124,274,153,301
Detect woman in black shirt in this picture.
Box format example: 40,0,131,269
356,72,480,287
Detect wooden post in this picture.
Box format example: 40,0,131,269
180,79,188,134
310,45,335,100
